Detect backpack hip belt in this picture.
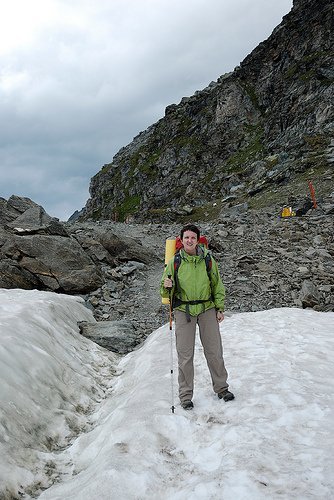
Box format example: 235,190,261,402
173,296,214,322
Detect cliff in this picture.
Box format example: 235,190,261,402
82,0,333,222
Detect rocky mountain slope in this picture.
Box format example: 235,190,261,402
81,0,333,223
1,196,333,355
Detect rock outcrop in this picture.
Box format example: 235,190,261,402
80,0,333,222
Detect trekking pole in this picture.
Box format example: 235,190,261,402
167,274,175,414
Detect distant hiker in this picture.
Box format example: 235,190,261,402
160,224,234,410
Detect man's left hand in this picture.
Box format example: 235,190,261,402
216,311,224,323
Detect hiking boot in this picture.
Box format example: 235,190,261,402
181,400,194,410
218,390,235,402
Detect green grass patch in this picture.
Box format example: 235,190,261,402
303,134,331,150
239,82,262,111
129,147,161,178
115,195,141,222
225,125,265,173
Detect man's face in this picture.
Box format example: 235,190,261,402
182,230,198,255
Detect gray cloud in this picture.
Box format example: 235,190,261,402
0,0,293,220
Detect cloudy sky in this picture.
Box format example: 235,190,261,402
0,0,293,220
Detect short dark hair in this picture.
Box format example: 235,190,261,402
180,224,200,240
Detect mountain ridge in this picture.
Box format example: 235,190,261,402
80,0,333,222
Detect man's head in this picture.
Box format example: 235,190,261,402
180,224,200,255
180,224,200,240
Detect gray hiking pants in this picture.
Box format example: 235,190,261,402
174,308,229,404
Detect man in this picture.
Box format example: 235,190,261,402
161,224,234,410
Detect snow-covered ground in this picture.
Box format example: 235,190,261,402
0,289,333,499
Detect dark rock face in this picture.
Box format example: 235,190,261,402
81,0,333,222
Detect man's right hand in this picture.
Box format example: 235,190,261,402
164,277,173,289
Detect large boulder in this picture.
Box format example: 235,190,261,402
1,234,102,293
300,280,321,309
69,224,156,266
78,320,139,354
0,195,39,225
6,206,68,236
0,197,103,293
98,231,154,264
0,260,41,289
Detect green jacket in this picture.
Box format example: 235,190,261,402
160,247,225,316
